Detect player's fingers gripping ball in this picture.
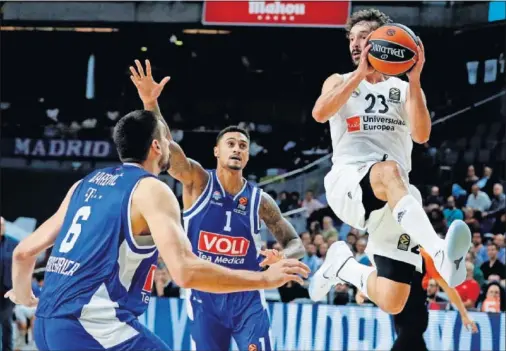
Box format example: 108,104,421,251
367,23,419,76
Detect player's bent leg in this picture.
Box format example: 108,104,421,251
233,308,272,351
368,161,470,287
110,319,171,351
310,243,413,315
370,255,413,315
37,316,171,351
189,303,232,351
33,317,49,351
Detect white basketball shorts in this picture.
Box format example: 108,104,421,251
324,161,423,272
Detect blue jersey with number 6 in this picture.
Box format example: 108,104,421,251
36,164,159,324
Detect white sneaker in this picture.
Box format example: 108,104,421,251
433,219,471,287
309,241,353,301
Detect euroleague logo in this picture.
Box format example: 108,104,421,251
239,197,248,206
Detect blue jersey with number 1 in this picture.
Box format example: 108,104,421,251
183,170,273,351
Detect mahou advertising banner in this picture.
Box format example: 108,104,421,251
202,1,351,28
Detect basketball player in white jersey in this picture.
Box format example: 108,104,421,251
309,9,471,314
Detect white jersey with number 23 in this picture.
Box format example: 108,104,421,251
329,72,413,172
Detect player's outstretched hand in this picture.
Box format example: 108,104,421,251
129,59,170,105
462,313,478,333
259,249,285,268
4,289,38,307
262,259,310,288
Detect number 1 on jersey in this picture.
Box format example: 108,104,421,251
224,211,232,232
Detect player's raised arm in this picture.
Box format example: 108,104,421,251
7,181,81,305
312,43,373,123
258,192,305,267
405,39,431,144
134,177,310,293
129,59,208,188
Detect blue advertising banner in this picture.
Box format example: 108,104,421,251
139,298,505,351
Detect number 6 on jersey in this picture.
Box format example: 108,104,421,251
59,206,91,253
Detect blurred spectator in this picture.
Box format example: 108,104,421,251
455,262,481,310
464,165,479,193
355,238,371,266
466,251,486,286
492,213,506,234
318,243,328,260
426,279,446,309
152,260,180,298
300,232,311,245
321,216,338,242
289,192,301,211
429,208,447,236
483,184,505,220
346,232,358,252
1,216,18,351
278,191,290,212
464,207,481,233
302,190,324,218
313,234,324,248
471,232,489,266
301,243,321,279
477,166,496,196
333,284,350,305
309,221,322,235
480,243,506,282
425,186,444,210
494,234,505,264
479,282,506,312
466,184,491,212
442,196,464,227
327,236,338,247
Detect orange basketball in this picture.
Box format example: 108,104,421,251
367,23,419,76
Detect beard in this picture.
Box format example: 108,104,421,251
227,163,242,171
351,50,361,66
159,157,170,173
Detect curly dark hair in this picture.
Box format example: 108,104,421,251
346,8,391,35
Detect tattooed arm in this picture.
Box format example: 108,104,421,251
259,192,305,260
129,59,208,194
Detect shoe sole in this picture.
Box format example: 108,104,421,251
446,220,471,261
445,219,471,287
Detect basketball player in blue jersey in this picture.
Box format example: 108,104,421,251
130,60,306,351
4,109,310,351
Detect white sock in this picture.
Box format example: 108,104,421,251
338,257,375,298
393,194,445,258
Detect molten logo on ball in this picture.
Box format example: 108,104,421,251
371,42,407,59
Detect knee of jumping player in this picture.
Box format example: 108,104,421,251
376,161,404,184
374,280,410,315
